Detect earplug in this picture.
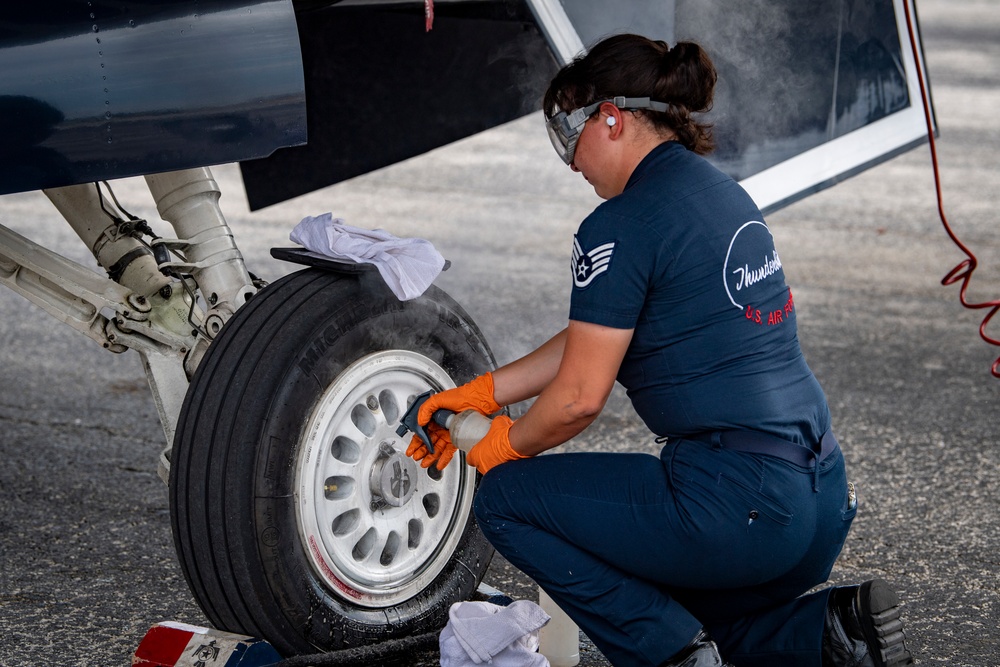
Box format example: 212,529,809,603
607,116,617,126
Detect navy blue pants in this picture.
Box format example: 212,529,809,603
473,439,856,667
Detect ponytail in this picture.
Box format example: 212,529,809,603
655,41,717,154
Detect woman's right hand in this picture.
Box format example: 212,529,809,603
406,423,458,471
416,372,501,426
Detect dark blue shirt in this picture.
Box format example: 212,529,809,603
569,141,830,446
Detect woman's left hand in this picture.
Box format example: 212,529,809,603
466,416,529,475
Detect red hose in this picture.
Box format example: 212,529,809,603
901,0,1000,377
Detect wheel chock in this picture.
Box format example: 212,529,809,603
133,621,282,667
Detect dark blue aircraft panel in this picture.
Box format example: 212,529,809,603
0,0,306,196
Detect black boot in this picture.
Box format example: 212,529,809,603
823,579,915,667
658,630,734,667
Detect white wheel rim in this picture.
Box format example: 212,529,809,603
295,350,474,607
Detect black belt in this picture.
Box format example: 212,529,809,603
672,430,839,491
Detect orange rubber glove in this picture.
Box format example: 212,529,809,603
405,423,458,471
417,372,501,427
466,415,529,475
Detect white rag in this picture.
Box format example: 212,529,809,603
439,600,551,666
289,213,445,301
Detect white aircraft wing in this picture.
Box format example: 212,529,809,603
527,0,935,214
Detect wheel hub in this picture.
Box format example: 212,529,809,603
296,349,475,607
370,442,419,508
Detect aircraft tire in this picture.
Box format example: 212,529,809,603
169,267,496,655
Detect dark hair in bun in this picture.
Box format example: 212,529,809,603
543,34,717,154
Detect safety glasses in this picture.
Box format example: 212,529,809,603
545,96,671,165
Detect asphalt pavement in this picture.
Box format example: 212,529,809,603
1,0,998,665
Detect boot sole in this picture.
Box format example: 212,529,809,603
856,579,915,667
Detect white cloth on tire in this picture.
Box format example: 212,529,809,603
439,599,551,666
290,213,445,301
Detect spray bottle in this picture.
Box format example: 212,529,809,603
430,408,493,452
395,390,494,455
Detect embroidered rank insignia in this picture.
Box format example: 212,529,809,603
572,237,615,288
